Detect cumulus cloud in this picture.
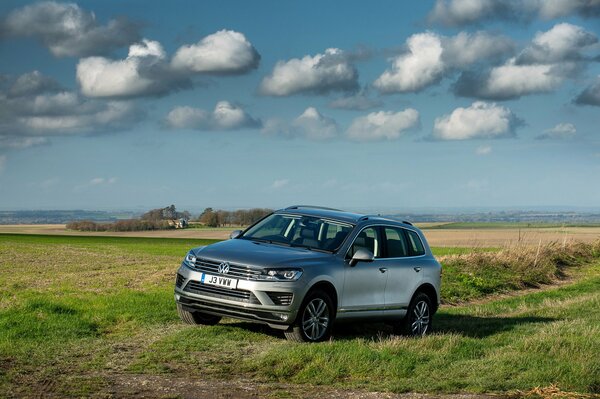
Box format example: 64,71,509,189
575,76,600,106
262,107,339,140
536,123,577,140
165,101,260,131
454,23,595,100
0,71,142,142
429,0,600,27
171,30,260,74
432,102,521,140
374,31,513,93
0,1,140,57
346,109,420,141
516,23,598,64
77,39,190,98
259,48,358,96
77,31,260,98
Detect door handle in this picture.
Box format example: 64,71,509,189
379,267,388,273
413,267,421,273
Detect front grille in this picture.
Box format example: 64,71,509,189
191,258,262,280
184,280,259,304
175,273,185,288
266,292,294,306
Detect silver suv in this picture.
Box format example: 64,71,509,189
175,206,441,342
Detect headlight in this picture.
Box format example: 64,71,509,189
258,268,303,281
183,250,196,267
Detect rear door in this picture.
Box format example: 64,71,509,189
380,227,423,314
340,226,387,316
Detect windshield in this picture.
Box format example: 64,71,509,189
241,213,353,252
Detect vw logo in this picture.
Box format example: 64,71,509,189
218,262,230,274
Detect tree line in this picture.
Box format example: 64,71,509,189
196,208,272,227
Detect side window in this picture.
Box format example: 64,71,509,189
383,227,408,258
347,227,381,258
406,230,425,256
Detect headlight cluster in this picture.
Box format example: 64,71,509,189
183,250,196,267
258,268,303,281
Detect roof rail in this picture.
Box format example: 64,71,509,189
402,220,413,226
285,205,344,212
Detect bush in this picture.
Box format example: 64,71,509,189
66,219,172,232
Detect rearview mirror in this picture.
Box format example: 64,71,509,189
349,248,374,267
230,230,242,239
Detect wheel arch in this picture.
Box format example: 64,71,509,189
413,283,439,314
305,280,338,316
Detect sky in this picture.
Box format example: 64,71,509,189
0,0,599,212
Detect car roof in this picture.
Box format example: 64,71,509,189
275,205,416,228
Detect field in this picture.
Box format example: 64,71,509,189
1,232,600,398
2,223,600,246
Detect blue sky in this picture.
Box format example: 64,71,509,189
0,0,599,212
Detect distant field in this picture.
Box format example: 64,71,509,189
1,233,599,398
1,222,599,247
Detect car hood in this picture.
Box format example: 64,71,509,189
192,238,333,268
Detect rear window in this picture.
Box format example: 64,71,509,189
406,230,425,256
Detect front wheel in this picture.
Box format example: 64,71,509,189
284,290,334,342
395,292,432,336
177,303,221,325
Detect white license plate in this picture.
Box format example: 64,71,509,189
201,273,238,289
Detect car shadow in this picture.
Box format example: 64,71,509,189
223,314,556,341
332,314,556,341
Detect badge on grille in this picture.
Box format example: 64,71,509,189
218,262,230,274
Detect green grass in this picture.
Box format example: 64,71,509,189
0,233,599,397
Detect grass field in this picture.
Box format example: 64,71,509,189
1,234,599,398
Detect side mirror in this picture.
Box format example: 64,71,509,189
229,230,242,239
349,248,374,267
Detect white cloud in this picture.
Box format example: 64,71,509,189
1,1,139,57
429,0,600,26
171,30,260,74
271,179,289,189
433,102,521,140
0,71,142,138
374,33,444,93
374,31,513,93
346,109,420,141
517,23,597,64
575,76,600,106
76,39,187,98
291,107,339,140
89,177,117,186
165,101,260,131
536,123,577,140
475,145,492,155
259,48,358,96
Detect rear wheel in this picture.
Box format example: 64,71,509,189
395,292,432,336
177,303,221,325
284,290,334,342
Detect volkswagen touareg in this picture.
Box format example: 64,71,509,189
174,206,441,342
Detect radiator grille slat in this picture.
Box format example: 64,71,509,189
266,292,294,306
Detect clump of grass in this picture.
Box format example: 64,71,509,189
439,240,600,304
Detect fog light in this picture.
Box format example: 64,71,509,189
272,312,288,321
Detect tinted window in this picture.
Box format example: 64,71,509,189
406,230,425,256
348,227,381,258
383,227,408,258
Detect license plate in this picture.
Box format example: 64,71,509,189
201,273,238,289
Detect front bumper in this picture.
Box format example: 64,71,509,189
174,265,304,328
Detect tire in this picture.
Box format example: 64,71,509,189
177,303,221,326
284,290,334,342
394,292,432,336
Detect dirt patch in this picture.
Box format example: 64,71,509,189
103,374,504,399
